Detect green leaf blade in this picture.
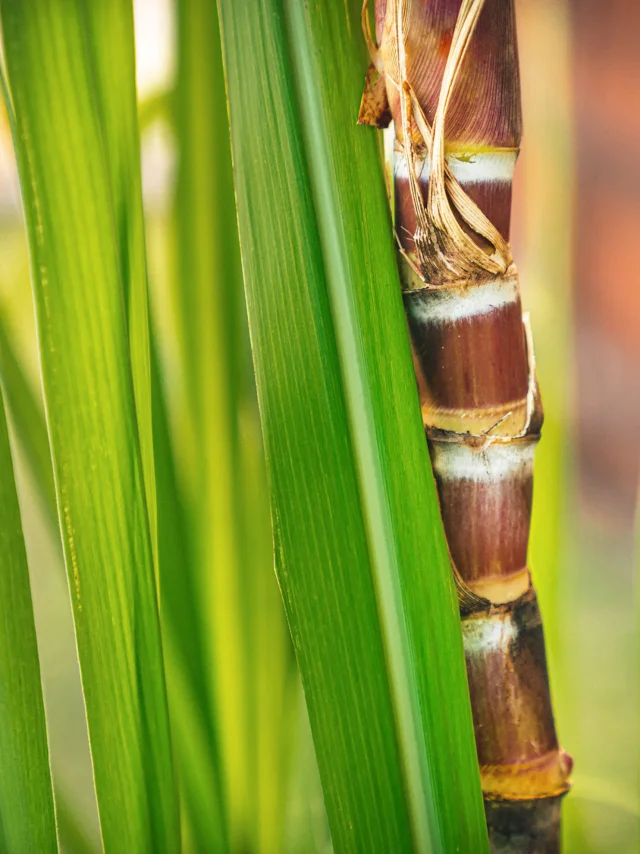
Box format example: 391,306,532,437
172,2,299,850
0,388,58,853
282,3,488,849
0,2,179,850
83,0,158,569
219,5,412,848
218,1,488,851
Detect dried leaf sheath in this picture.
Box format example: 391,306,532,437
362,0,572,850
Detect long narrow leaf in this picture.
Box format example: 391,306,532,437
173,3,247,843
218,2,487,851
151,331,227,851
173,1,297,850
0,386,57,852
82,0,157,566
0,2,179,850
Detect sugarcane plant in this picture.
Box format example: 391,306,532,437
359,0,573,849
0,0,578,850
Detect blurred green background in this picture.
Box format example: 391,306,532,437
0,0,637,851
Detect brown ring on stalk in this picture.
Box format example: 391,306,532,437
359,0,572,850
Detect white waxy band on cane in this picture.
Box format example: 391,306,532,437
394,149,518,185
463,612,517,654
406,275,519,324
430,439,536,483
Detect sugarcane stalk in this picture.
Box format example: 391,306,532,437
360,0,573,850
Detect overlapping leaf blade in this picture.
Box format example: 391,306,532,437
218,1,488,851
